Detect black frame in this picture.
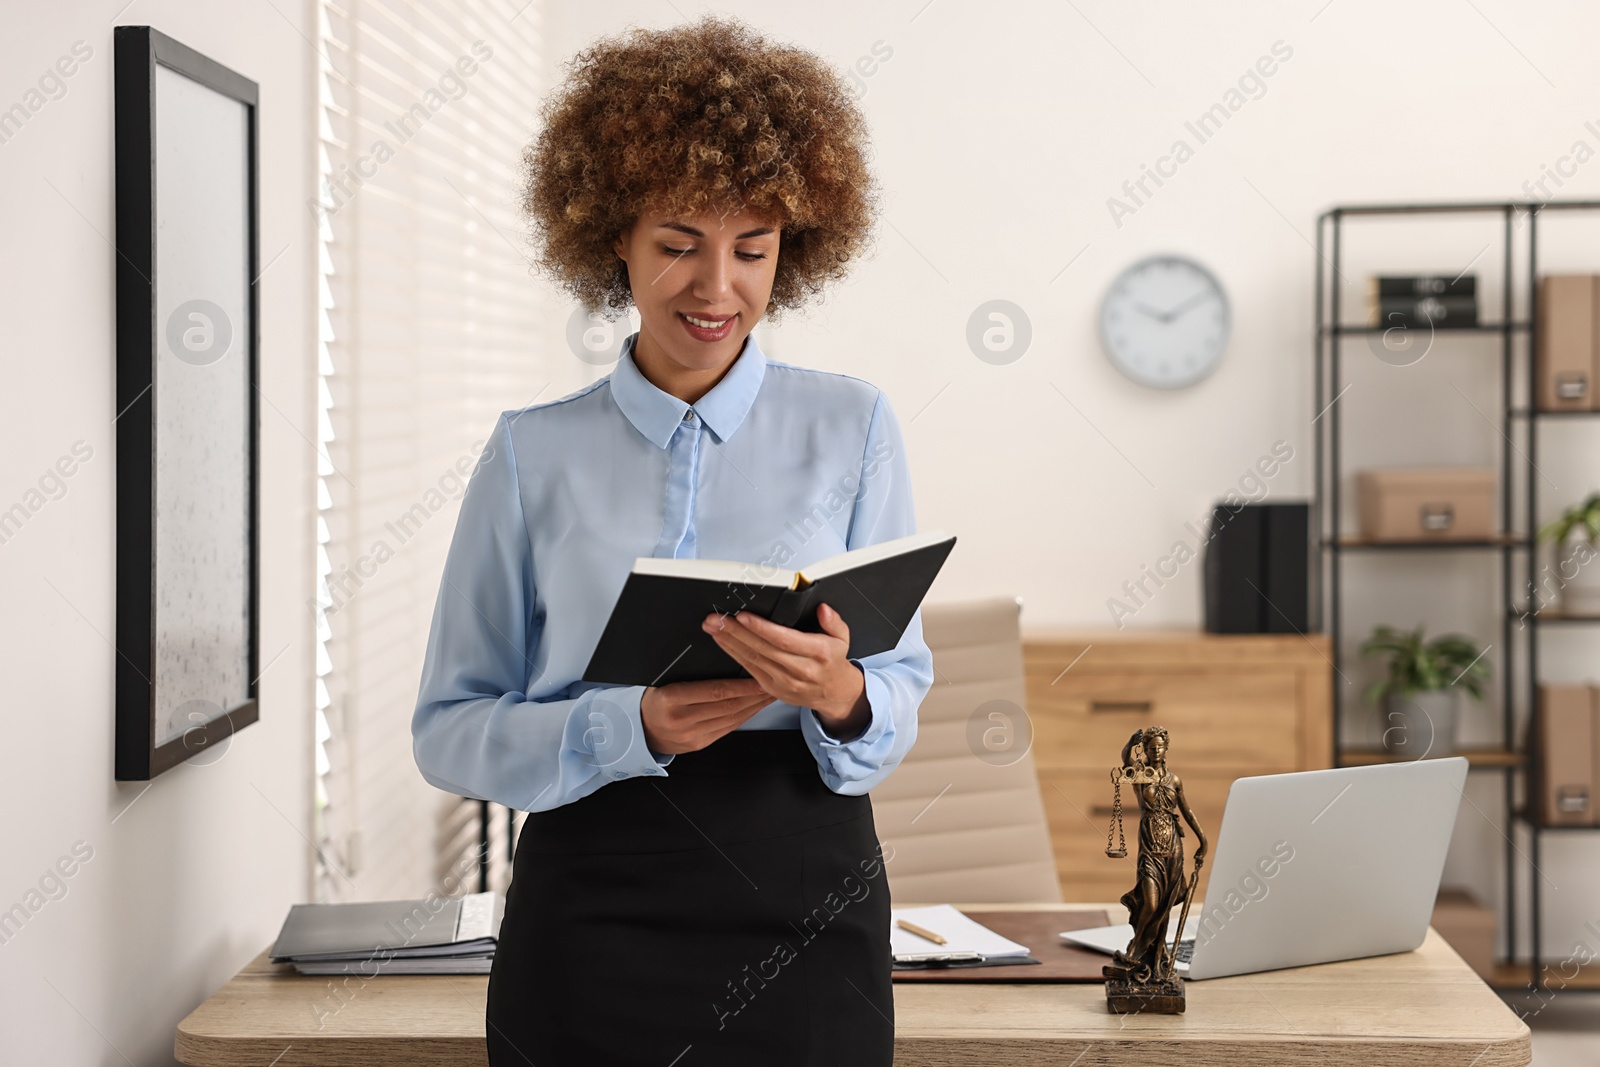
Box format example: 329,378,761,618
1313,198,1600,992
114,26,261,780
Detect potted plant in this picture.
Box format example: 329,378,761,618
1360,624,1490,756
1536,491,1600,615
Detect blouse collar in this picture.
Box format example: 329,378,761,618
610,329,768,448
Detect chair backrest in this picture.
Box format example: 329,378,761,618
873,595,1062,904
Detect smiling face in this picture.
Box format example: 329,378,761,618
612,205,781,391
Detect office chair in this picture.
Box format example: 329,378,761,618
872,595,1062,904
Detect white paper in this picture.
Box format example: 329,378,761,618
890,904,1031,962
456,892,499,942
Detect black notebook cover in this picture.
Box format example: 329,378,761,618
582,531,957,687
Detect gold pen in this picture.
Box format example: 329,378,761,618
897,919,947,945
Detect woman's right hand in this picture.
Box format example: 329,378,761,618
640,677,776,755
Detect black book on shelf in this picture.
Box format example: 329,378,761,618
1365,294,1479,328
582,530,957,687
1367,274,1477,298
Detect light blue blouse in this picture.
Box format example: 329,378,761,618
411,330,934,812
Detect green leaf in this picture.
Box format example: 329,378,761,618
1362,622,1488,703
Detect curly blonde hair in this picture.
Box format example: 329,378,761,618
520,15,878,317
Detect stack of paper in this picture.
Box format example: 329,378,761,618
890,904,1032,963
270,891,504,976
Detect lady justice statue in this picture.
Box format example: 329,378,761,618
1102,725,1207,1013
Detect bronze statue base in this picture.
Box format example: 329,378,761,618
1104,974,1186,1014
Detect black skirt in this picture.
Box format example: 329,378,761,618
485,728,895,1067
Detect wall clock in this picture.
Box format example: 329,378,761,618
1099,255,1230,389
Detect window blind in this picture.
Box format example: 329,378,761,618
313,0,571,902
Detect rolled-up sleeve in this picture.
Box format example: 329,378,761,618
799,390,934,793
411,412,672,814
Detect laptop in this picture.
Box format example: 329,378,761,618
1061,757,1468,980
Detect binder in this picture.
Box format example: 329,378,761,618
1536,275,1595,412
270,891,504,972
1203,503,1309,634
1536,684,1597,826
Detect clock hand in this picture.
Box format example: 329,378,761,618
1134,302,1166,320
1160,290,1213,322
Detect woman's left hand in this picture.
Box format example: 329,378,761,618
702,603,872,741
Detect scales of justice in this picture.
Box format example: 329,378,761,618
1101,725,1208,1014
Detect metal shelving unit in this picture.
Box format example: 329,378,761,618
1313,199,1600,994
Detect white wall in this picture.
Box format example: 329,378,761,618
544,0,1600,968
0,1,316,1063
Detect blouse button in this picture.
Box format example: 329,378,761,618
683,409,695,421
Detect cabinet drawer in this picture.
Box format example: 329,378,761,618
1040,769,1231,905
1029,669,1302,772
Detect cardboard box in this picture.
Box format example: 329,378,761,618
1536,274,1597,411
1536,683,1597,826
1432,888,1496,981
1356,467,1496,541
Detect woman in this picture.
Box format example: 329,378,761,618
411,16,933,1067
1111,727,1207,982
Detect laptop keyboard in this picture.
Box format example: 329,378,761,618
1173,939,1195,963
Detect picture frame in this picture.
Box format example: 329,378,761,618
113,26,260,780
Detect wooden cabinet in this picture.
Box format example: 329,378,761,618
1023,629,1333,904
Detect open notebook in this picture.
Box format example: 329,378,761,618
583,529,957,687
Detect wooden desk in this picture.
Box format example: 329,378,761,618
176,903,1530,1066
